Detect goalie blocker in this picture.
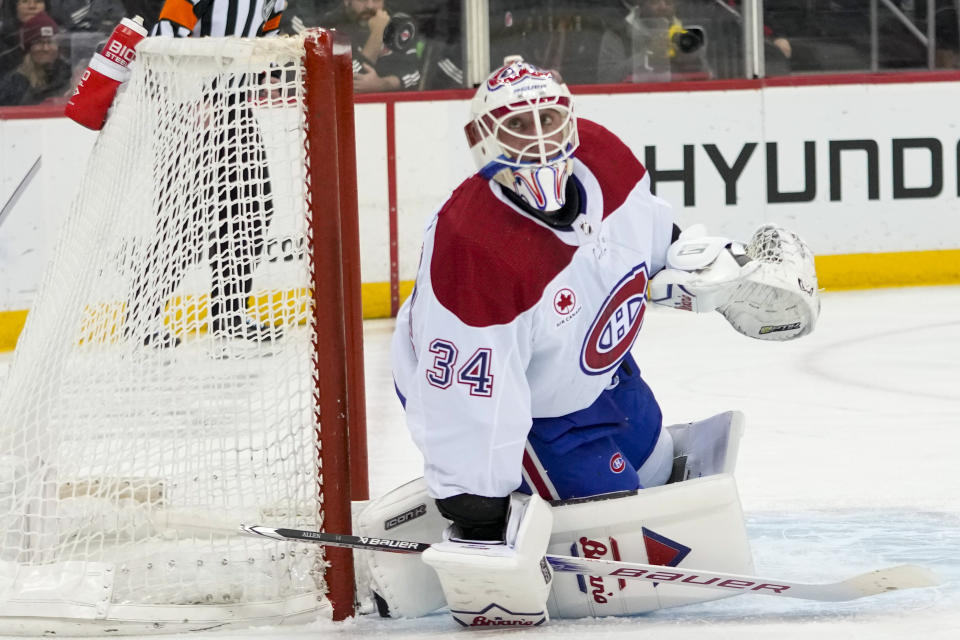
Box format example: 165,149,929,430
353,411,752,621
649,223,820,341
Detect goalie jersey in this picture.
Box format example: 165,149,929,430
392,119,675,500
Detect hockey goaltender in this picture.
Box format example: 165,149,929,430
354,56,821,627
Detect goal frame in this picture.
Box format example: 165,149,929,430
305,28,369,622
0,28,368,631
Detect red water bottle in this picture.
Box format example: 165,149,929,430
65,16,148,131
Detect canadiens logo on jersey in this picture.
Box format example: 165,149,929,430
609,452,626,473
580,265,649,375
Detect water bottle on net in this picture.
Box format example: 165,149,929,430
65,16,148,131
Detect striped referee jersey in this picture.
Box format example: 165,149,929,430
152,0,286,37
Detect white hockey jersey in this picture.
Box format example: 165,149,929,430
392,119,675,500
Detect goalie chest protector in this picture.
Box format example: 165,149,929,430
392,119,676,500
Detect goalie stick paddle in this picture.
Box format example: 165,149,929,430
239,524,940,602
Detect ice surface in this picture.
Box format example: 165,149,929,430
1,286,957,639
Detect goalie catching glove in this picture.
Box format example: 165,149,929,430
649,224,820,341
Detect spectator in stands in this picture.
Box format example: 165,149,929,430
45,0,131,96
0,10,71,105
916,0,960,68
395,0,463,90
318,0,421,92
760,0,873,72
597,0,710,83
1,0,48,76
486,1,619,87
47,0,127,33
0,4,12,76
280,0,332,35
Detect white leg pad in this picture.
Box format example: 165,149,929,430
352,477,448,618
356,411,749,621
667,410,745,479
546,473,754,618
422,493,555,628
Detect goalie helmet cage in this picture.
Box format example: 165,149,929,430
0,30,367,634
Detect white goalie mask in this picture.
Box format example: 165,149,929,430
464,56,579,212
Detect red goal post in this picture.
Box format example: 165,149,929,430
306,28,370,621
0,29,367,632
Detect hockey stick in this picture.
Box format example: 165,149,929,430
0,156,41,231
239,524,940,602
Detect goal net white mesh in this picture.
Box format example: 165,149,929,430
0,35,335,634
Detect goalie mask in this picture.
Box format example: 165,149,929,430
464,56,579,212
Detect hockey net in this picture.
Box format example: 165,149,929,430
0,31,366,633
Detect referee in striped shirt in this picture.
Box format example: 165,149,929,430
152,0,285,37
128,0,286,347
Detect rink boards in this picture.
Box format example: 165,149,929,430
2,73,960,350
